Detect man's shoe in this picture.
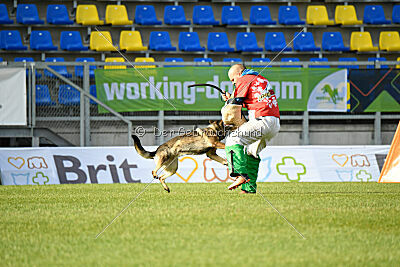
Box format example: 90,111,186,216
228,176,250,190
239,190,256,194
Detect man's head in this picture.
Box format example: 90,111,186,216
228,64,245,86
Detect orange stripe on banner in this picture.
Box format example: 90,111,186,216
378,121,400,183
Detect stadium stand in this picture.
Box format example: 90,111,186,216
335,5,362,25
309,57,329,68
76,5,104,25
135,57,155,68
119,31,147,51
221,6,248,25
105,5,133,25
393,5,400,23
104,57,126,69
164,57,184,67
164,5,190,25
75,57,96,78
60,31,88,51
44,57,71,77
281,58,301,68
90,31,116,51
149,31,176,51
58,85,80,105
278,6,305,25
322,32,350,51
265,32,292,52
16,4,44,24
0,4,13,24
235,32,262,52
350,32,378,52
207,32,234,52
367,57,389,69
0,30,27,50
179,32,205,52
293,32,320,51
135,5,162,25
338,57,359,69
306,6,334,25
193,6,219,25
251,58,271,68
36,85,55,106
46,4,73,25
379,31,400,51
194,58,212,63
363,5,391,24
30,30,57,51
249,6,276,25
397,57,400,68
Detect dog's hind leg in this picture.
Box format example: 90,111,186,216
158,159,178,193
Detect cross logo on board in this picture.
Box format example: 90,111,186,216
276,156,306,182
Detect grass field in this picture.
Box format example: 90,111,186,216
1,182,400,266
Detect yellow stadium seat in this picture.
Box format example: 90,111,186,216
105,5,133,25
120,31,147,51
105,57,126,69
397,57,400,69
135,57,155,68
90,31,117,51
379,32,400,51
335,5,362,25
76,5,104,25
350,32,378,52
306,6,334,25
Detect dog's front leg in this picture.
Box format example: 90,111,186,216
212,141,225,149
206,148,228,166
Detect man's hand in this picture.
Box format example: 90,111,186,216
222,92,231,101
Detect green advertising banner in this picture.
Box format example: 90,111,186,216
94,67,347,112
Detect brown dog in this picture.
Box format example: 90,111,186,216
132,120,228,192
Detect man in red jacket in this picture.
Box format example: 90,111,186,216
223,64,280,194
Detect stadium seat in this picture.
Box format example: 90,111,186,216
0,58,2,62
36,85,55,106
379,32,400,51
309,57,329,68
207,32,234,52
293,32,320,51
193,6,219,25
105,5,132,25
58,85,80,105
135,57,155,68
44,57,72,78
164,57,184,67
75,57,96,78
278,6,305,25
335,5,362,25
135,5,162,25
194,58,212,63
393,5,400,24
281,58,301,68
149,31,176,51
119,31,147,51
30,31,57,51
105,57,126,70
265,32,292,51
367,57,389,69
236,32,262,52
306,6,334,25
338,57,359,69
350,32,378,52
47,4,73,25
0,4,13,24
0,30,27,50
363,5,391,24
249,6,276,25
223,58,242,63
76,5,104,25
90,85,97,105
221,6,248,25
322,32,350,51
60,31,88,51
16,4,44,24
251,58,271,68
179,32,205,51
15,57,42,78
90,31,116,51
164,5,190,25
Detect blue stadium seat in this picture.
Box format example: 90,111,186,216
58,85,80,105
164,57,184,67
75,57,96,78
0,57,2,62
207,32,234,52
36,85,55,106
164,5,190,25
363,5,391,24
293,32,320,51
149,31,176,51
0,30,27,50
367,57,389,69
16,4,44,24
15,57,42,78
194,58,213,62
60,31,88,51
223,58,242,63
281,58,301,68
30,31,57,50
193,6,219,25
90,85,97,104
135,5,162,25
0,4,13,24
265,32,292,51
393,5,400,24
322,32,350,52
179,32,205,51
309,58,329,68
278,6,305,25
221,6,248,25
236,32,263,52
338,57,359,69
250,6,276,25
44,57,72,78
252,58,271,68
47,4,73,25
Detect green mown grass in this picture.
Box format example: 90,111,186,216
1,183,400,266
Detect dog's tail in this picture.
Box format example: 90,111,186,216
132,135,156,159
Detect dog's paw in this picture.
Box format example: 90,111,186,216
164,188,170,193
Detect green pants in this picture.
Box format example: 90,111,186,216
225,144,260,193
